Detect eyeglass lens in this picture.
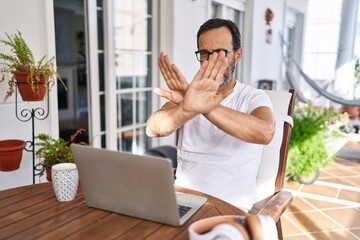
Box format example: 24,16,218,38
196,49,232,62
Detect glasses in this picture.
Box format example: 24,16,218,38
195,49,235,62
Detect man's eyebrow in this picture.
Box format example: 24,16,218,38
198,48,229,52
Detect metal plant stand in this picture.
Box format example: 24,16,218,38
14,82,49,184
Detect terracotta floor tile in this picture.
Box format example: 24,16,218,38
322,176,360,187
326,161,341,168
342,176,360,186
284,235,311,240
322,167,358,177
286,197,314,213
334,157,360,166
323,208,360,229
281,216,304,235
350,228,360,237
318,170,332,178
284,180,302,191
300,184,338,198
303,198,345,209
344,141,360,150
309,230,359,240
338,189,360,202
352,167,360,174
286,212,341,232
317,177,355,186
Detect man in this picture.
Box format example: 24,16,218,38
146,18,275,211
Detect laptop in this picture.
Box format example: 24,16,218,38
71,144,207,227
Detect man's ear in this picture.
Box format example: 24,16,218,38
235,48,242,63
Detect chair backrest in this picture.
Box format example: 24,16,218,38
253,89,296,204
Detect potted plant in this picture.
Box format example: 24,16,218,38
35,129,86,181
0,30,66,102
0,139,27,171
286,104,349,184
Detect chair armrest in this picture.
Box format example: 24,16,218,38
257,190,293,222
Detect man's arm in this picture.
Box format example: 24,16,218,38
149,52,274,143
146,101,195,137
204,105,275,144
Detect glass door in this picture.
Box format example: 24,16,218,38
85,0,157,153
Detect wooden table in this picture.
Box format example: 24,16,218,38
0,183,247,239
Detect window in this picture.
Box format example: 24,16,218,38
113,1,154,153
88,0,156,153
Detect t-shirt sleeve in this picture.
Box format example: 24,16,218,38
246,89,273,114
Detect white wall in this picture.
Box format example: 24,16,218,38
248,0,286,88
0,0,58,190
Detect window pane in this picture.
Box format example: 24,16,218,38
136,91,151,124
100,94,106,131
212,3,221,18
117,76,133,89
100,94,106,148
97,8,104,50
98,52,105,91
119,129,133,152
114,12,151,51
115,52,151,89
227,8,240,23
116,0,149,13
117,93,133,127
118,127,150,153
101,133,106,148
135,127,150,154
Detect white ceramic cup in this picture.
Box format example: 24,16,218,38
52,163,79,202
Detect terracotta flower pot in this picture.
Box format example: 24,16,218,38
342,106,359,119
13,71,46,101
0,139,27,171
46,166,53,182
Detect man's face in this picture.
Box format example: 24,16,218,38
198,27,238,86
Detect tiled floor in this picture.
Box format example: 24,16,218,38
282,141,360,240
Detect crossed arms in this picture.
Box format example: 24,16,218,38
146,52,275,145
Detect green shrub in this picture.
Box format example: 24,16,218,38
286,104,339,179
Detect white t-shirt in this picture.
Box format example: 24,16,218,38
175,82,273,211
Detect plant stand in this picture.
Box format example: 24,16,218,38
15,82,49,184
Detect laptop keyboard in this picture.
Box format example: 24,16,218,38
177,205,192,217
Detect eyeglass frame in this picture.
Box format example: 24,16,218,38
194,48,235,62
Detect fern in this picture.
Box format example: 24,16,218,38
0,30,67,102
35,129,86,176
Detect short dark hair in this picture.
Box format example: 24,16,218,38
196,18,241,50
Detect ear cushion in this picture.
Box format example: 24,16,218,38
244,215,278,240
188,216,249,240
258,215,278,240
244,215,263,240
202,223,246,240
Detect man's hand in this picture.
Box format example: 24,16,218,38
182,51,228,114
157,52,189,104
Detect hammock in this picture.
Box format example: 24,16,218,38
288,60,360,107
285,67,310,103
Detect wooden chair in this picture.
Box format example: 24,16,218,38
250,89,296,239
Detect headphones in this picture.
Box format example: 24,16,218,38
188,215,278,240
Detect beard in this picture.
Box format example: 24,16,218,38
220,56,236,87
